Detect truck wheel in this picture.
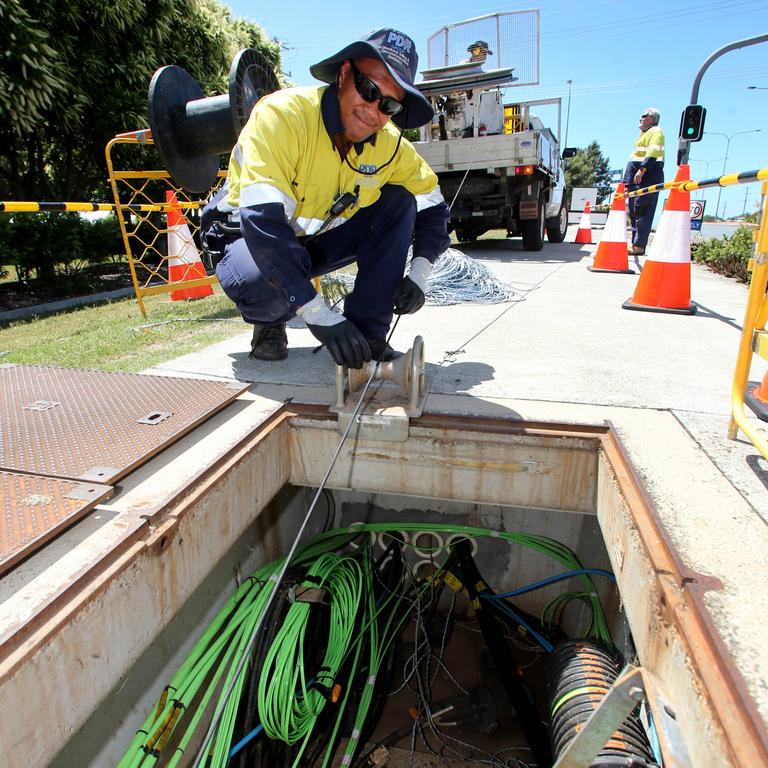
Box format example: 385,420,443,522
546,201,568,243
521,199,545,251
455,228,478,243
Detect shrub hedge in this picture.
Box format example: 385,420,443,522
691,225,754,284
0,213,124,285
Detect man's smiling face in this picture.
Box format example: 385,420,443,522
337,57,405,144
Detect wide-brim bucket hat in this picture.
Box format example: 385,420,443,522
310,28,433,129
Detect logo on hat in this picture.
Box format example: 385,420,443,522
386,31,412,53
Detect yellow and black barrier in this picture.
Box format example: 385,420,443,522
728,181,768,459
0,201,202,213
619,167,768,200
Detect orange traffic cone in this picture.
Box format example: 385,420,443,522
744,372,768,422
573,201,593,244
166,190,214,301
622,165,696,314
588,183,634,274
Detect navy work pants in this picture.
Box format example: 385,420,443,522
626,164,664,248
214,185,416,340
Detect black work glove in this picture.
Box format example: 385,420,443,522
307,320,371,369
393,276,425,315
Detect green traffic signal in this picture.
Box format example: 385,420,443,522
679,104,706,142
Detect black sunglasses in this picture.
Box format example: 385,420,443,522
349,60,404,117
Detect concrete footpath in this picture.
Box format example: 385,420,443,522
147,227,768,520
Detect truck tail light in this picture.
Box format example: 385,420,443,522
515,165,534,175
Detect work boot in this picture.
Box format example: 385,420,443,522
367,338,402,362
629,245,646,256
249,323,288,361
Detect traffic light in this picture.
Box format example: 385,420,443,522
679,104,707,142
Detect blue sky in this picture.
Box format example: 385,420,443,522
225,0,768,217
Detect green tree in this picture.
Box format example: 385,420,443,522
0,0,282,203
565,140,613,204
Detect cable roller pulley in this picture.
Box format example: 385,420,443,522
339,335,427,416
148,48,279,193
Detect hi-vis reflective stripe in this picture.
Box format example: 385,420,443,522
239,182,297,219
415,188,446,212
623,167,768,199
0,201,202,213
295,215,343,236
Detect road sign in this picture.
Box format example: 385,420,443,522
690,199,706,231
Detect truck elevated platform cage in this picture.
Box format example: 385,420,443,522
414,12,571,251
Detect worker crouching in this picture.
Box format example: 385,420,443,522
201,28,450,368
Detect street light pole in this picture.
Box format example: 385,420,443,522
564,79,573,148
705,129,762,220
688,158,726,214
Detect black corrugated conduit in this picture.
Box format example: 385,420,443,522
546,639,659,767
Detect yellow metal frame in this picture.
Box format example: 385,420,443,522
729,181,768,458
105,130,223,317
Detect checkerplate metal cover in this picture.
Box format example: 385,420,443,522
0,469,113,576
0,364,249,484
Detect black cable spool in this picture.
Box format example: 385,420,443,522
148,49,279,193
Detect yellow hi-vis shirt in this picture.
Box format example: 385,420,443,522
214,84,449,311
221,85,444,236
629,125,665,166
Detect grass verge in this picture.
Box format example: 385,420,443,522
0,287,249,373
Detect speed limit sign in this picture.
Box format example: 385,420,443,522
690,199,706,230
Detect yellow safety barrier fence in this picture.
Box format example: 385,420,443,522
729,181,768,459
104,130,224,317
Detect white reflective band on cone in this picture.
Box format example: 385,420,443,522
645,210,690,264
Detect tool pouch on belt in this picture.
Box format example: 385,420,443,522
200,188,241,270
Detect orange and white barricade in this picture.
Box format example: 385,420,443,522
167,190,214,301
588,183,633,274
622,165,695,314
573,201,593,244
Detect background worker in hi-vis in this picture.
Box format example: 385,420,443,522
623,107,665,256
201,29,450,369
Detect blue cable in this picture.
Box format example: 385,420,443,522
227,673,321,762
481,594,554,653
227,723,264,761
494,568,615,599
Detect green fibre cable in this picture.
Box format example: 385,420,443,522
118,565,281,767
257,552,363,746
119,521,611,768
309,523,610,646
322,540,436,768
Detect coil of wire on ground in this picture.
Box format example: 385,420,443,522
321,247,519,307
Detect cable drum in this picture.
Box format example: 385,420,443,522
546,639,659,767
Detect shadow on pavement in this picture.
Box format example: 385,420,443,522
456,236,589,264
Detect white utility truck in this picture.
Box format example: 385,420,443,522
413,11,574,250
